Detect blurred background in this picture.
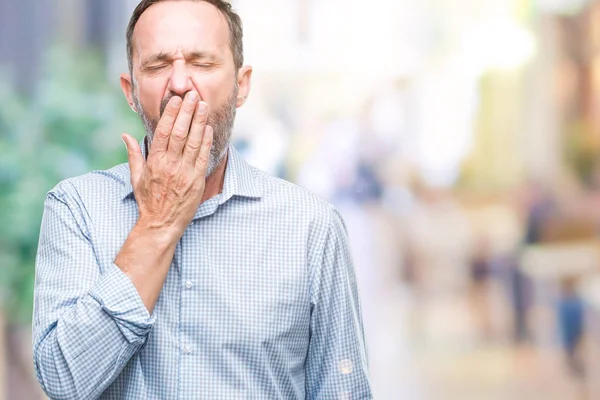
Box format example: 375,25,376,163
4,0,600,399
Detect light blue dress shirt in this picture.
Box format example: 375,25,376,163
33,139,372,399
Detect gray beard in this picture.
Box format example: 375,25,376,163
133,87,238,177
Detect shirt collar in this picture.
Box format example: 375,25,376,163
121,136,263,201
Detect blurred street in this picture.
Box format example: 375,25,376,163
342,202,588,400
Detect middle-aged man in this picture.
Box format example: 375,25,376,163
32,0,372,399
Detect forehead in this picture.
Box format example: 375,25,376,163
133,1,231,61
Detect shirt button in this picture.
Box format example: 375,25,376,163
182,344,192,354
338,359,354,375
185,280,193,289
190,221,195,226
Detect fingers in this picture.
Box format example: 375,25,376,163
167,91,198,158
182,101,208,165
196,125,213,177
122,133,144,187
149,96,182,155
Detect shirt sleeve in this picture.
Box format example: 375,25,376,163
32,185,156,400
305,207,373,399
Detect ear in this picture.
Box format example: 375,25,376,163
236,65,253,108
120,73,137,113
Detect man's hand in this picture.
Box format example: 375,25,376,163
116,91,213,313
123,91,213,242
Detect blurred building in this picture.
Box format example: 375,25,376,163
0,0,142,94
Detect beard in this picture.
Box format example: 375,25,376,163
133,84,238,177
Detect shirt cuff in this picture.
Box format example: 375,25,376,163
89,263,156,344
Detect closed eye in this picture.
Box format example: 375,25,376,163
145,64,168,71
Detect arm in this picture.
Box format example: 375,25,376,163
33,189,155,400
33,92,213,399
305,208,373,399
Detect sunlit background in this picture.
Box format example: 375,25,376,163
3,0,600,398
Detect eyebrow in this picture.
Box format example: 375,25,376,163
141,51,218,67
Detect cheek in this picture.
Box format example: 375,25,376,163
137,77,168,115
190,72,234,106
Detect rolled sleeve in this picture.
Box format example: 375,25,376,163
33,184,155,400
305,207,372,399
90,263,156,343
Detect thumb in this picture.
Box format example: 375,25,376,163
121,133,144,186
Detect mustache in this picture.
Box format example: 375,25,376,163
159,94,174,117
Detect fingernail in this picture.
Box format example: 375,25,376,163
187,92,198,102
198,102,207,114
121,135,128,150
172,96,183,106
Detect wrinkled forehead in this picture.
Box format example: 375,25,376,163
132,1,231,66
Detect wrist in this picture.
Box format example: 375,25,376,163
133,217,182,247
115,222,178,276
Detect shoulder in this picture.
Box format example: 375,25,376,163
251,168,348,255
254,167,340,224
47,163,130,206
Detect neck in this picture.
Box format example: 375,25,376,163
201,150,229,203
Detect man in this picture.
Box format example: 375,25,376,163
32,0,371,399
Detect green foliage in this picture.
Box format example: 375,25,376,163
0,46,143,324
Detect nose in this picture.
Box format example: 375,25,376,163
167,60,194,97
